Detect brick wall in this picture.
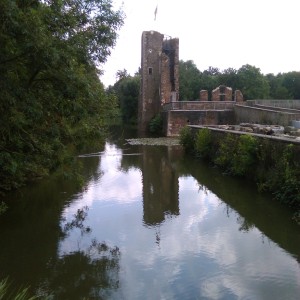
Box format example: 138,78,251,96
200,90,208,101
163,110,235,136
212,85,233,101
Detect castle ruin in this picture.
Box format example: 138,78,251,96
138,31,179,133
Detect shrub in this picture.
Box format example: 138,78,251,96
149,114,163,134
179,126,194,152
194,128,212,159
267,144,300,209
232,135,258,176
214,134,237,173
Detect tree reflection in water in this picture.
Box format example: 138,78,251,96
41,207,120,300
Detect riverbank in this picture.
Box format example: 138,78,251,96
179,126,300,224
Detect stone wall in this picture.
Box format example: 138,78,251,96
211,85,233,101
234,90,243,102
139,31,164,133
200,90,208,101
234,104,300,126
160,38,179,105
139,31,179,133
163,101,235,111
163,110,235,136
246,99,300,109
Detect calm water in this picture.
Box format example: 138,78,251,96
0,131,300,299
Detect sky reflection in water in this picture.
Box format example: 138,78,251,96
59,142,300,300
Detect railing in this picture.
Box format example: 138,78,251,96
163,101,235,111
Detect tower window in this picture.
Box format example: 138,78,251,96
148,67,153,75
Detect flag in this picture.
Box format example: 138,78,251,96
154,5,158,21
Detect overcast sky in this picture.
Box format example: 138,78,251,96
100,0,299,87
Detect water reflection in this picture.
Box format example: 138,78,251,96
40,207,121,299
140,146,180,226
179,157,300,262
0,134,299,299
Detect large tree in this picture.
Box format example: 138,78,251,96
236,64,270,100
0,0,123,193
109,71,140,124
179,60,201,100
266,73,292,99
281,71,300,99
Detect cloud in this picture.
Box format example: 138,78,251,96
101,0,300,87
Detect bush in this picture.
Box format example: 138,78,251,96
149,114,163,134
266,144,300,209
214,134,237,173
194,128,212,159
232,135,258,176
179,126,194,152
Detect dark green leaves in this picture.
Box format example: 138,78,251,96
0,0,123,193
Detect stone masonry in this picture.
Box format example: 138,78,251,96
234,90,244,102
200,90,209,101
138,31,179,133
211,85,233,101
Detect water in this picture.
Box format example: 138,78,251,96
0,131,300,299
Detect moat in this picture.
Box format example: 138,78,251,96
0,129,299,299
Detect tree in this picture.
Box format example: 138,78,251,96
198,68,220,100
266,73,292,99
281,71,300,99
236,64,270,100
218,68,239,91
116,69,129,81
109,72,140,124
0,0,124,193
179,60,201,100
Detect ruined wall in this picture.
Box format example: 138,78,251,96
139,31,164,133
234,90,244,102
246,99,300,109
160,38,179,105
139,31,179,133
200,90,208,101
211,85,233,101
163,110,235,136
234,104,300,126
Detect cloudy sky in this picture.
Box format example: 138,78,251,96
100,0,299,87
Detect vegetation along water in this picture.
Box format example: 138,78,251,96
0,130,300,299
1,1,300,299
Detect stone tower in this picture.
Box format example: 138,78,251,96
138,30,179,133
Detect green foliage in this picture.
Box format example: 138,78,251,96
179,60,201,100
214,134,237,173
0,278,38,300
184,128,300,220
281,71,300,99
194,128,212,159
109,73,140,124
264,144,300,208
232,135,258,176
0,0,124,193
179,126,194,152
0,202,8,215
149,113,163,134
236,64,270,100
179,60,300,101
266,73,292,99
